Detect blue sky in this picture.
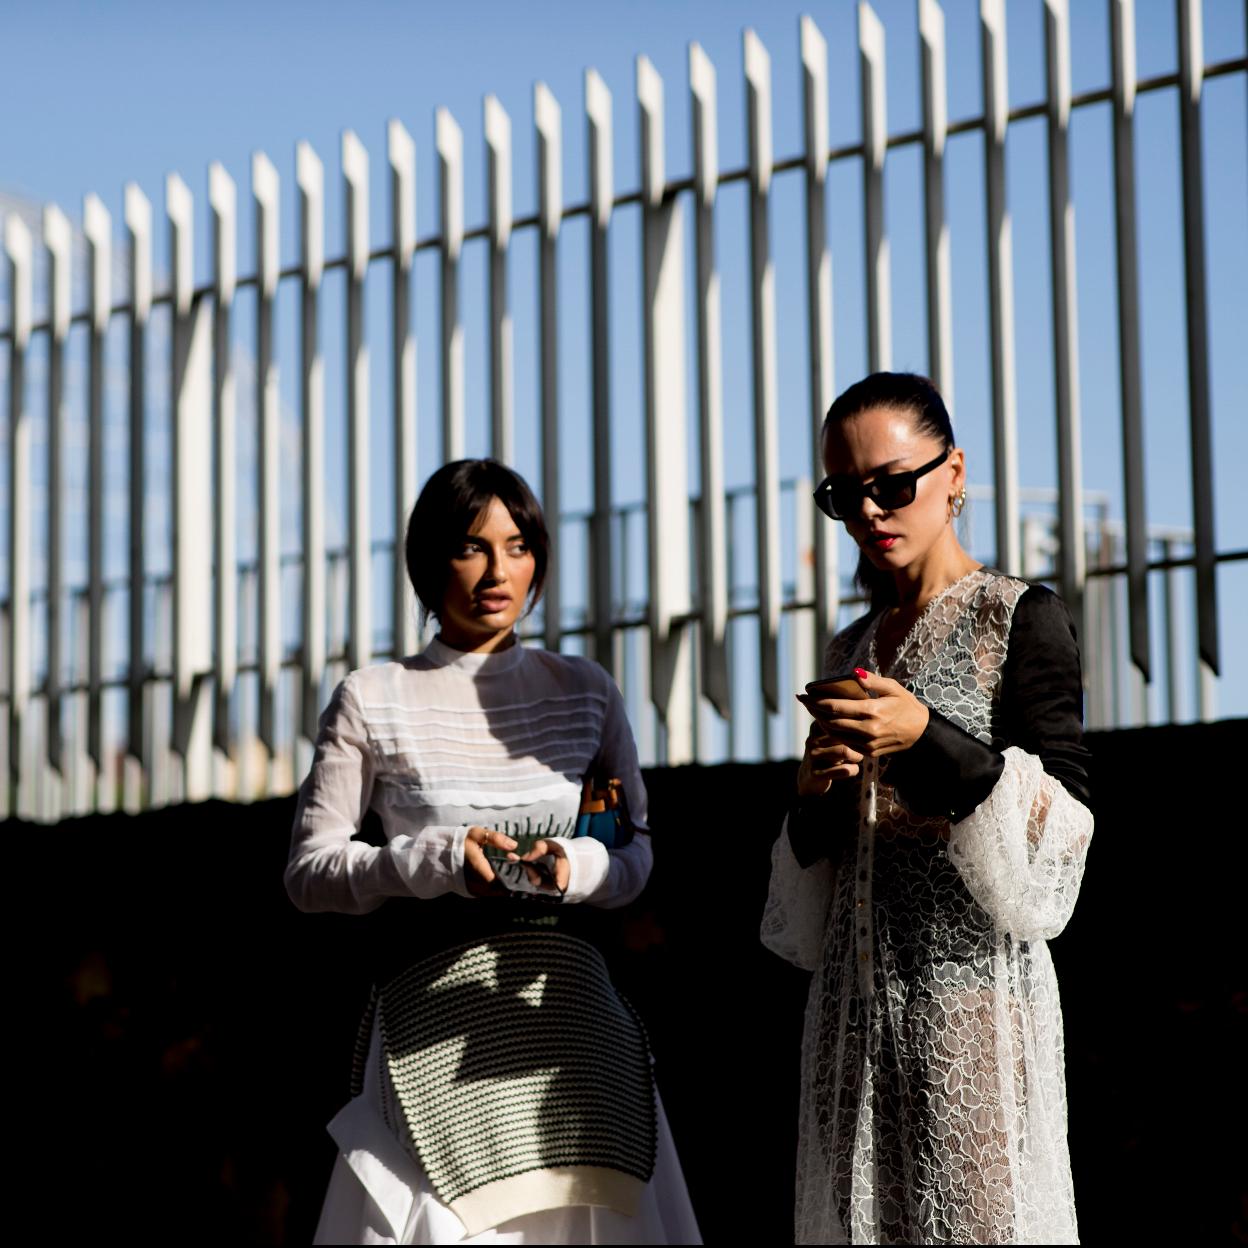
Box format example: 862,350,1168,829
1,0,1245,753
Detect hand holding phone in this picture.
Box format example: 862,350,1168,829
800,665,931,762
803,671,872,702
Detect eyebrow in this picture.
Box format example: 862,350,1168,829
830,456,909,479
463,531,525,543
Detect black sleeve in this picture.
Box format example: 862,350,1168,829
997,585,1092,806
787,783,859,869
886,585,1092,822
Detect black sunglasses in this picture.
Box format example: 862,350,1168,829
813,448,950,521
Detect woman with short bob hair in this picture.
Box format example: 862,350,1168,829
404,458,550,628
287,458,700,1245
763,373,1093,1244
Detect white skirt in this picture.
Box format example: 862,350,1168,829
313,1017,702,1246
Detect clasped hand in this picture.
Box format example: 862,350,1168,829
795,669,930,796
463,826,571,896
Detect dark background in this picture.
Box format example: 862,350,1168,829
37,718,1247,1242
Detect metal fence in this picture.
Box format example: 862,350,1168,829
2,0,1245,820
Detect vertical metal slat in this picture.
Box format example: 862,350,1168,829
1177,0,1218,678
124,184,151,774
1161,540,1181,721
436,109,464,464
167,174,214,798
638,54,693,764
84,195,111,795
586,68,616,677
253,152,281,761
484,97,514,467
343,131,372,674
536,82,563,655
389,120,418,661
4,215,32,811
793,474,815,757
859,3,892,373
1044,0,1086,630
919,0,954,405
689,43,730,716
44,206,71,777
297,142,327,739
1110,0,1151,679
981,0,1021,576
744,29,781,716
801,15,836,676
209,163,238,762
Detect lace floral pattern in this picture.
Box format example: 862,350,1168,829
761,569,1092,1244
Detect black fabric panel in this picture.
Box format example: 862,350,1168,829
886,583,1092,821
999,585,1092,807
787,782,860,868
886,710,1005,822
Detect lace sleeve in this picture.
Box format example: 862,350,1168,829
760,816,836,971
946,746,1093,941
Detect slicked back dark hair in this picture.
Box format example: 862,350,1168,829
821,372,956,611
405,459,549,622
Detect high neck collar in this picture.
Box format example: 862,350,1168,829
423,634,527,676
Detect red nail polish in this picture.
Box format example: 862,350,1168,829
854,667,869,680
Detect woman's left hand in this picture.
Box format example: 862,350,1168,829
517,839,571,894
799,668,930,758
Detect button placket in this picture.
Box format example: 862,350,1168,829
855,758,877,990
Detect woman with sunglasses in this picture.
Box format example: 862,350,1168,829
288,459,700,1245
762,373,1093,1244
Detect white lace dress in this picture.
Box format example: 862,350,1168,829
762,569,1093,1244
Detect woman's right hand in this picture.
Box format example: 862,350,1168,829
463,826,519,897
796,724,864,796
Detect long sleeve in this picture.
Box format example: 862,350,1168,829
554,677,654,908
284,676,471,914
887,585,1092,821
760,817,836,970
886,585,1094,941
786,783,859,868
946,745,1093,941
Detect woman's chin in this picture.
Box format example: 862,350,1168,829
860,540,903,569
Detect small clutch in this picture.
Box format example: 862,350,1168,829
573,776,634,849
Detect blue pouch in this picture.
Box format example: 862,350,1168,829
573,777,634,849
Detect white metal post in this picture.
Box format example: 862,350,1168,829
167,173,214,799
981,0,1021,576
484,97,514,468
343,131,372,673
536,82,563,655
638,55,693,764
801,15,837,675
297,141,327,740
1110,0,1151,679
437,109,464,464
586,69,616,677
689,43,730,716
209,163,238,765
389,119,418,662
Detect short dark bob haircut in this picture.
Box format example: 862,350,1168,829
405,458,550,621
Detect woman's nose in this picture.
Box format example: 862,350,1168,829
859,492,885,522
485,548,508,582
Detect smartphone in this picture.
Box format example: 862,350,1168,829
485,849,562,895
804,671,871,701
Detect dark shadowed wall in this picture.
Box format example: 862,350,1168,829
37,719,1247,1242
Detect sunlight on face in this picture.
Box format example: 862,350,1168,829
822,406,964,575
438,496,537,653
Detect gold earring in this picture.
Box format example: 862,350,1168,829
950,488,966,519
